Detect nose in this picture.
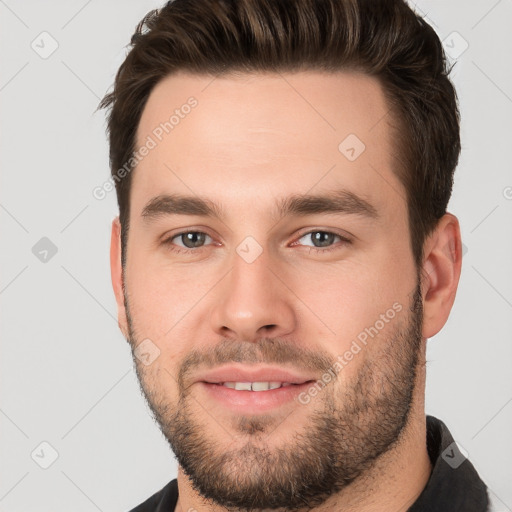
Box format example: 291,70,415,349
209,246,296,342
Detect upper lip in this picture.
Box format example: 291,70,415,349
196,365,316,384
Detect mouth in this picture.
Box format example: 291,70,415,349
212,381,304,391
195,366,318,413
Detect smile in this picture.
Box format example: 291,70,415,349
220,381,296,391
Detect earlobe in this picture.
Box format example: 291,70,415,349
420,213,463,339
110,216,129,339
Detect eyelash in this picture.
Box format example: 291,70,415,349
162,229,351,255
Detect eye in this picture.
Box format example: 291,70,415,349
164,231,213,253
293,230,351,253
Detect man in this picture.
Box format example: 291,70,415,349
99,0,490,510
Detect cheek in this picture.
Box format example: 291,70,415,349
136,360,181,409
124,251,220,352
290,257,409,329
284,249,415,371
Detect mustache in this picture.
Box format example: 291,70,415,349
177,337,334,391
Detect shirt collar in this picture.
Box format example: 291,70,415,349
407,415,489,511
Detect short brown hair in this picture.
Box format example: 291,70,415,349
99,0,460,269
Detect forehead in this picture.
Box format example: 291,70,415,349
132,70,404,219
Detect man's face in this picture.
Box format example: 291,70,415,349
120,71,423,510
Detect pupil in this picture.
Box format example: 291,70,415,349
313,232,334,247
183,232,205,248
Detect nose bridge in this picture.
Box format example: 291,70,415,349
210,240,296,341
231,245,274,304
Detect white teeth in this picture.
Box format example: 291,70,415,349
221,381,293,391
234,382,252,391
251,382,270,391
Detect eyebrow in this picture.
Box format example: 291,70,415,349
141,189,378,223
141,194,224,222
277,190,378,220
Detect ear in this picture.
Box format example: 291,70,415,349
420,213,463,339
110,216,129,339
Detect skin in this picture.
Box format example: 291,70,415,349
110,71,463,511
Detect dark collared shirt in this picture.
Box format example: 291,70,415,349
129,415,489,511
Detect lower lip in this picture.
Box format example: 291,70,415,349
199,382,314,414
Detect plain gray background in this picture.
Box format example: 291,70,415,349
1,1,511,511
